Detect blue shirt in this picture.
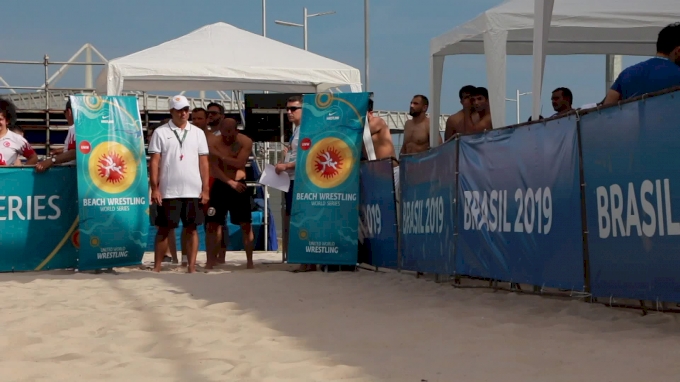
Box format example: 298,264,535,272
611,57,680,100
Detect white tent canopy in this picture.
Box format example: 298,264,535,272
96,22,362,95
429,0,680,147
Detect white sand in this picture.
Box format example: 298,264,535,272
0,252,679,381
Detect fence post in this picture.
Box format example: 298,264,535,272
575,114,593,302
453,135,460,282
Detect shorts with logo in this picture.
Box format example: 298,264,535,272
206,179,252,225
155,198,205,229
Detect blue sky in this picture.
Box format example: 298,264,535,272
1,0,651,126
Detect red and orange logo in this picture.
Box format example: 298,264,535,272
71,229,80,249
305,137,353,189
314,146,343,179
96,151,127,184
87,141,137,194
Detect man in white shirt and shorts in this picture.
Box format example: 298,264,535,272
36,98,77,172
148,95,210,273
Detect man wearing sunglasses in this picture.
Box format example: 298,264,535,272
275,95,316,272
206,102,225,134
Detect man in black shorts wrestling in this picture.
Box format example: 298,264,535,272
205,118,255,269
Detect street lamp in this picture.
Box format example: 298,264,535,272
506,89,532,124
275,8,336,51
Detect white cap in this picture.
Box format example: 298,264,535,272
169,95,190,110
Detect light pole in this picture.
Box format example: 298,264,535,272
506,89,532,124
262,0,266,37
364,0,369,91
275,8,336,50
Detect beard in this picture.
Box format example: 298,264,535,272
208,118,221,127
409,110,422,118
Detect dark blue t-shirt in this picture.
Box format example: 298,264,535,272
611,57,680,100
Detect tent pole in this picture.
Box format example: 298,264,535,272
364,0,369,91
605,54,622,93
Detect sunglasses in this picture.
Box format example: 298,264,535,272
286,106,301,112
175,107,190,113
207,111,221,115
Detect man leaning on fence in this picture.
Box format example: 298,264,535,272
36,98,76,172
603,22,680,105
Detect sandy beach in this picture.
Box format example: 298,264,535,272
0,252,679,382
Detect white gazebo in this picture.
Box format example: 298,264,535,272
96,22,362,95
428,0,680,147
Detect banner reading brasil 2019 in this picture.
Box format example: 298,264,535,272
71,95,149,271
288,92,369,265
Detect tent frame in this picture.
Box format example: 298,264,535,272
428,0,674,147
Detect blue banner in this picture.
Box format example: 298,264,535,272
0,166,79,271
72,95,149,270
359,158,398,268
581,92,680,302
457,118,584,289
399,139,456,274
288,92,369,265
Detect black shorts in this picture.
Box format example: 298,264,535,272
285,180,295,215
155,198,205,229
205,179,252,225
149,204,159,226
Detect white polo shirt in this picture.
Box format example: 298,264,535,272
148,121,209,199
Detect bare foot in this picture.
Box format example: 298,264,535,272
187,266,196,273
246,261,254,269
152,267,162,273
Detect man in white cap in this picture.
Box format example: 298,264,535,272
148,95,210,273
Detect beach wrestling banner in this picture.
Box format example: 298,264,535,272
288,92,369,265
359,158,398,268
456,118,584,290
71,95,148,271
399,140,456,274
581,91,680,303
0,167,79,271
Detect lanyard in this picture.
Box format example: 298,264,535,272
172,129,188,148
169,122,188,160
289,125,298,144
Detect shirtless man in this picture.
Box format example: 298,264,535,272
206,102,225,134
204,118,255,269
465,87,493,131
365,98,399,186
445,85,480,140
204,102,229,263
191,107,208,130
400,94,441,155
